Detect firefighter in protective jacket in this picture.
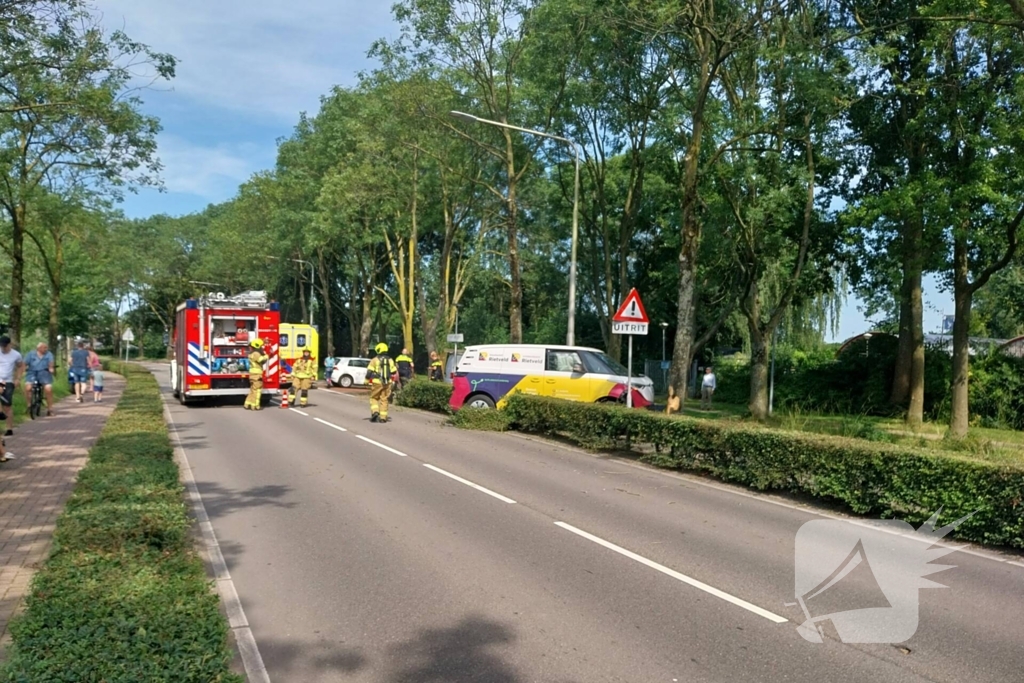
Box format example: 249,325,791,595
367,343,397,423
289,348,316,407
244,339,268,410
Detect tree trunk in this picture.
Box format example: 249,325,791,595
949,237,972,438
47,281,60,354
891,212,925,427
360,287,373,358
669,141,704,402
507,196,523,344
9,203,26,348
748,334,770,421
297,270,307,324
503,130,523,345
317,249,334,356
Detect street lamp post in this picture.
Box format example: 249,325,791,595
769,325,779,416
450,111,581,345
660,322,669,395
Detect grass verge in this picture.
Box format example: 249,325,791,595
0,363,241,682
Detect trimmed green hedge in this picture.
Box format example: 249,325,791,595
504,394,1024,549
396,378,453,413
1,363,241,682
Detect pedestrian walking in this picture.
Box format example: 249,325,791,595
71,340,90,402
289,348,315,407
700,366,716,410
428,351,444,381
0,336,23,436
367,343,397,423
244,339,268,411
87,345,101,391
92,367,105,402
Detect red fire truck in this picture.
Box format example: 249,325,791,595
170,291,281,405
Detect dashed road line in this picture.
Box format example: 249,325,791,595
291,408,310,416
314,417,347,432
554,521,788,624
355,434,408,457
423,464,518,504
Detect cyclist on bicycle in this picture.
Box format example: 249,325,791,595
23,342,55,417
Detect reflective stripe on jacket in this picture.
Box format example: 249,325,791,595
292,358,316,379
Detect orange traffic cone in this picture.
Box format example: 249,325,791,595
280,390,289,409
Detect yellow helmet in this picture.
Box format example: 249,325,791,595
250,338,264,349
375,342,389,355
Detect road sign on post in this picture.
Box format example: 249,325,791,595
121,328,134,362
611,288,649,408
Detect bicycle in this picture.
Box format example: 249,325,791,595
29,380,43,420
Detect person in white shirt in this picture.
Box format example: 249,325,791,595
701,366,717,410
0,335,24,437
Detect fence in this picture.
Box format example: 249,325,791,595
642,359,707,398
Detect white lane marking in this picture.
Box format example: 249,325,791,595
423,464,518,504
291,408,310,416
314,417,347,432
1009,561,1024,568
511,433,1023,568
355,434,408,457
554,521,788,624
161,397,271,683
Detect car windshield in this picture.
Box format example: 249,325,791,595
582,350,629,376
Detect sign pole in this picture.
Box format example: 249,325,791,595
627,334,633,409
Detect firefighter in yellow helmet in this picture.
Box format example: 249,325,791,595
366,342,397,423
289,348,316,408
244,339,268,410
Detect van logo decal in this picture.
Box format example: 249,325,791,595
470,377,510,391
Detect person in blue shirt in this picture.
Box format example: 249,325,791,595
23,342,56,417
70,340,91,403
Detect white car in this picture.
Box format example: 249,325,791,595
328,357,372,388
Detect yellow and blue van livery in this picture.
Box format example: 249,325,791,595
450,344,654,410
278,323,319,385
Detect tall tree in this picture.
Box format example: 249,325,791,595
0,5,173,345
384,0,546,343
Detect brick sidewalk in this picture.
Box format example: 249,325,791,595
0,374,125,656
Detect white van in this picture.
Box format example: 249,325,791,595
449,344,655,409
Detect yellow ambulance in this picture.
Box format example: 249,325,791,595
278,323,319,386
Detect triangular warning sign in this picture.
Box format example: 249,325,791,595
612,288,649,323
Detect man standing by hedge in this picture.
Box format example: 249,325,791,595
701,366,716,410
396,348,414,389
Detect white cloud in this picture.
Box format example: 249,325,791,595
94,0,398,121
155,135,270,199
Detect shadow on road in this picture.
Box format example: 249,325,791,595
196,481,296,518
386,615,521,683
257,637,367,678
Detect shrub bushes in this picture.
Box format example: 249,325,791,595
1,363,241,682
504,394,1024,549
396,378,453,413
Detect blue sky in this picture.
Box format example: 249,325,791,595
93,0,952,342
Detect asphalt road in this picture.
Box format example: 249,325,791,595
151,367,1024,683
